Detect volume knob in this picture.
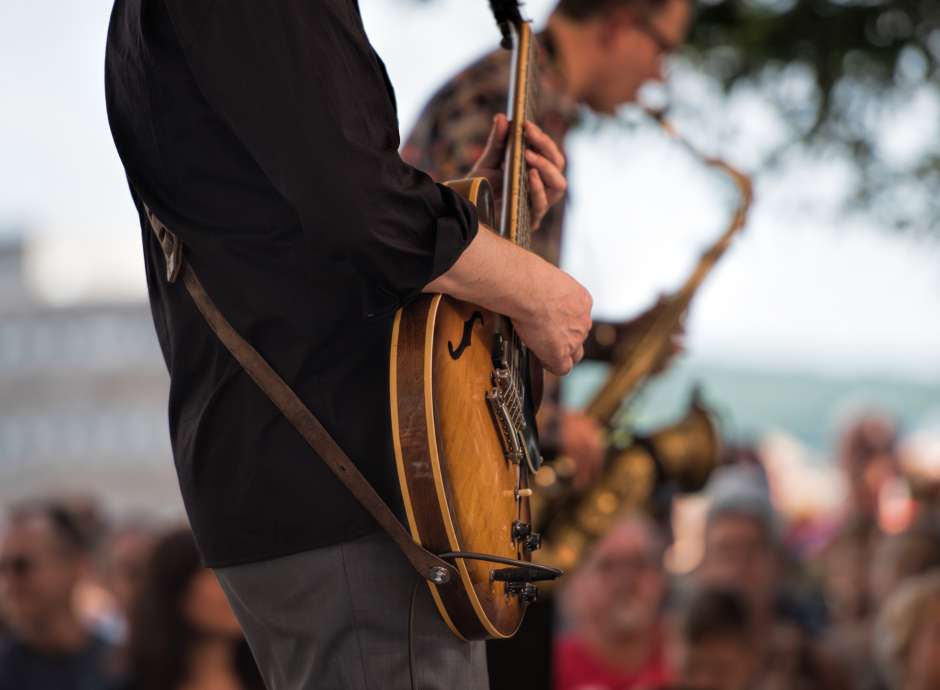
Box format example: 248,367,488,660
524,532,542,553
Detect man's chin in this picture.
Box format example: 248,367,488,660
588,96,640,119
593,102,619,117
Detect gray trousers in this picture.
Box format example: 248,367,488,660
214,532,489,690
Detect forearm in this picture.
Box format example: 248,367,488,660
423,224,543,322
425,224,593,376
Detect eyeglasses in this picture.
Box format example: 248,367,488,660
639,20,680,56
0,556,36,579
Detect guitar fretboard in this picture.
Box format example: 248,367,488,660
500,20,538,252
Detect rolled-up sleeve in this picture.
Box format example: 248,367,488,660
164,0,478,314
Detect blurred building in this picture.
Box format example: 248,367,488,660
0,239,33,310
0,235,182,516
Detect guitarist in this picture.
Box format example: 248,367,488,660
104,0,589,688
404,0,692,490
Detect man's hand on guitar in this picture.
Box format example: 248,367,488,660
425,228,592,376
511,262,593,376
523,121,567,229
469,114,567,230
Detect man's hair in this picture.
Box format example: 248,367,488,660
556,0,672,21
6,500,92,554
677,586,752,644
705,465,781,546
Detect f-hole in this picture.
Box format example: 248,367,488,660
448,311,484,360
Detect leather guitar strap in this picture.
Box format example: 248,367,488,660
141,203,456,585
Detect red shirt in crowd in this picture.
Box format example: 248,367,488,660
553,634,672,690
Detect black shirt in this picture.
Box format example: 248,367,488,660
0,634,116,690
104,0,478,566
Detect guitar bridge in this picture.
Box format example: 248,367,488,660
486,362,527,464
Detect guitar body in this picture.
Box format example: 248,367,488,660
390,177,542,640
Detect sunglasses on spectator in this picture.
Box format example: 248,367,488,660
0,556,36,578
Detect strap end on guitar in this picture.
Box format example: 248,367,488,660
145,207,184,283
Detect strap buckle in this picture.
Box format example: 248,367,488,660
145,206,183,283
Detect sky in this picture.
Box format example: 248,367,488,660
1,0,938,382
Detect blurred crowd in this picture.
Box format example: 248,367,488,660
1,408,939,690
550,409,940,690
0,500,263,690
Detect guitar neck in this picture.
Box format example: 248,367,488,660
499,20,536,250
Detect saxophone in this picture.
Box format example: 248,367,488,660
534,109,754,571
586,109,753,425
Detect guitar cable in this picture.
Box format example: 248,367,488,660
438,551,563,581
409,578,420,690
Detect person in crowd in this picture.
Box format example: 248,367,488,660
666,586,758,690
555,513,671,690
0,500,118,690
838,412,901,532
868,520,940,606
57,495,109,552
96,520,158,644
122,527,263,690
816,515,878,690
812,413,913,690
818,515,873,629
875,570,940,690
43,494,143,645
695,467,780,629
823,517,940,690
695,466,847,690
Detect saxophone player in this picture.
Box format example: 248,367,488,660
404,0,691,487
